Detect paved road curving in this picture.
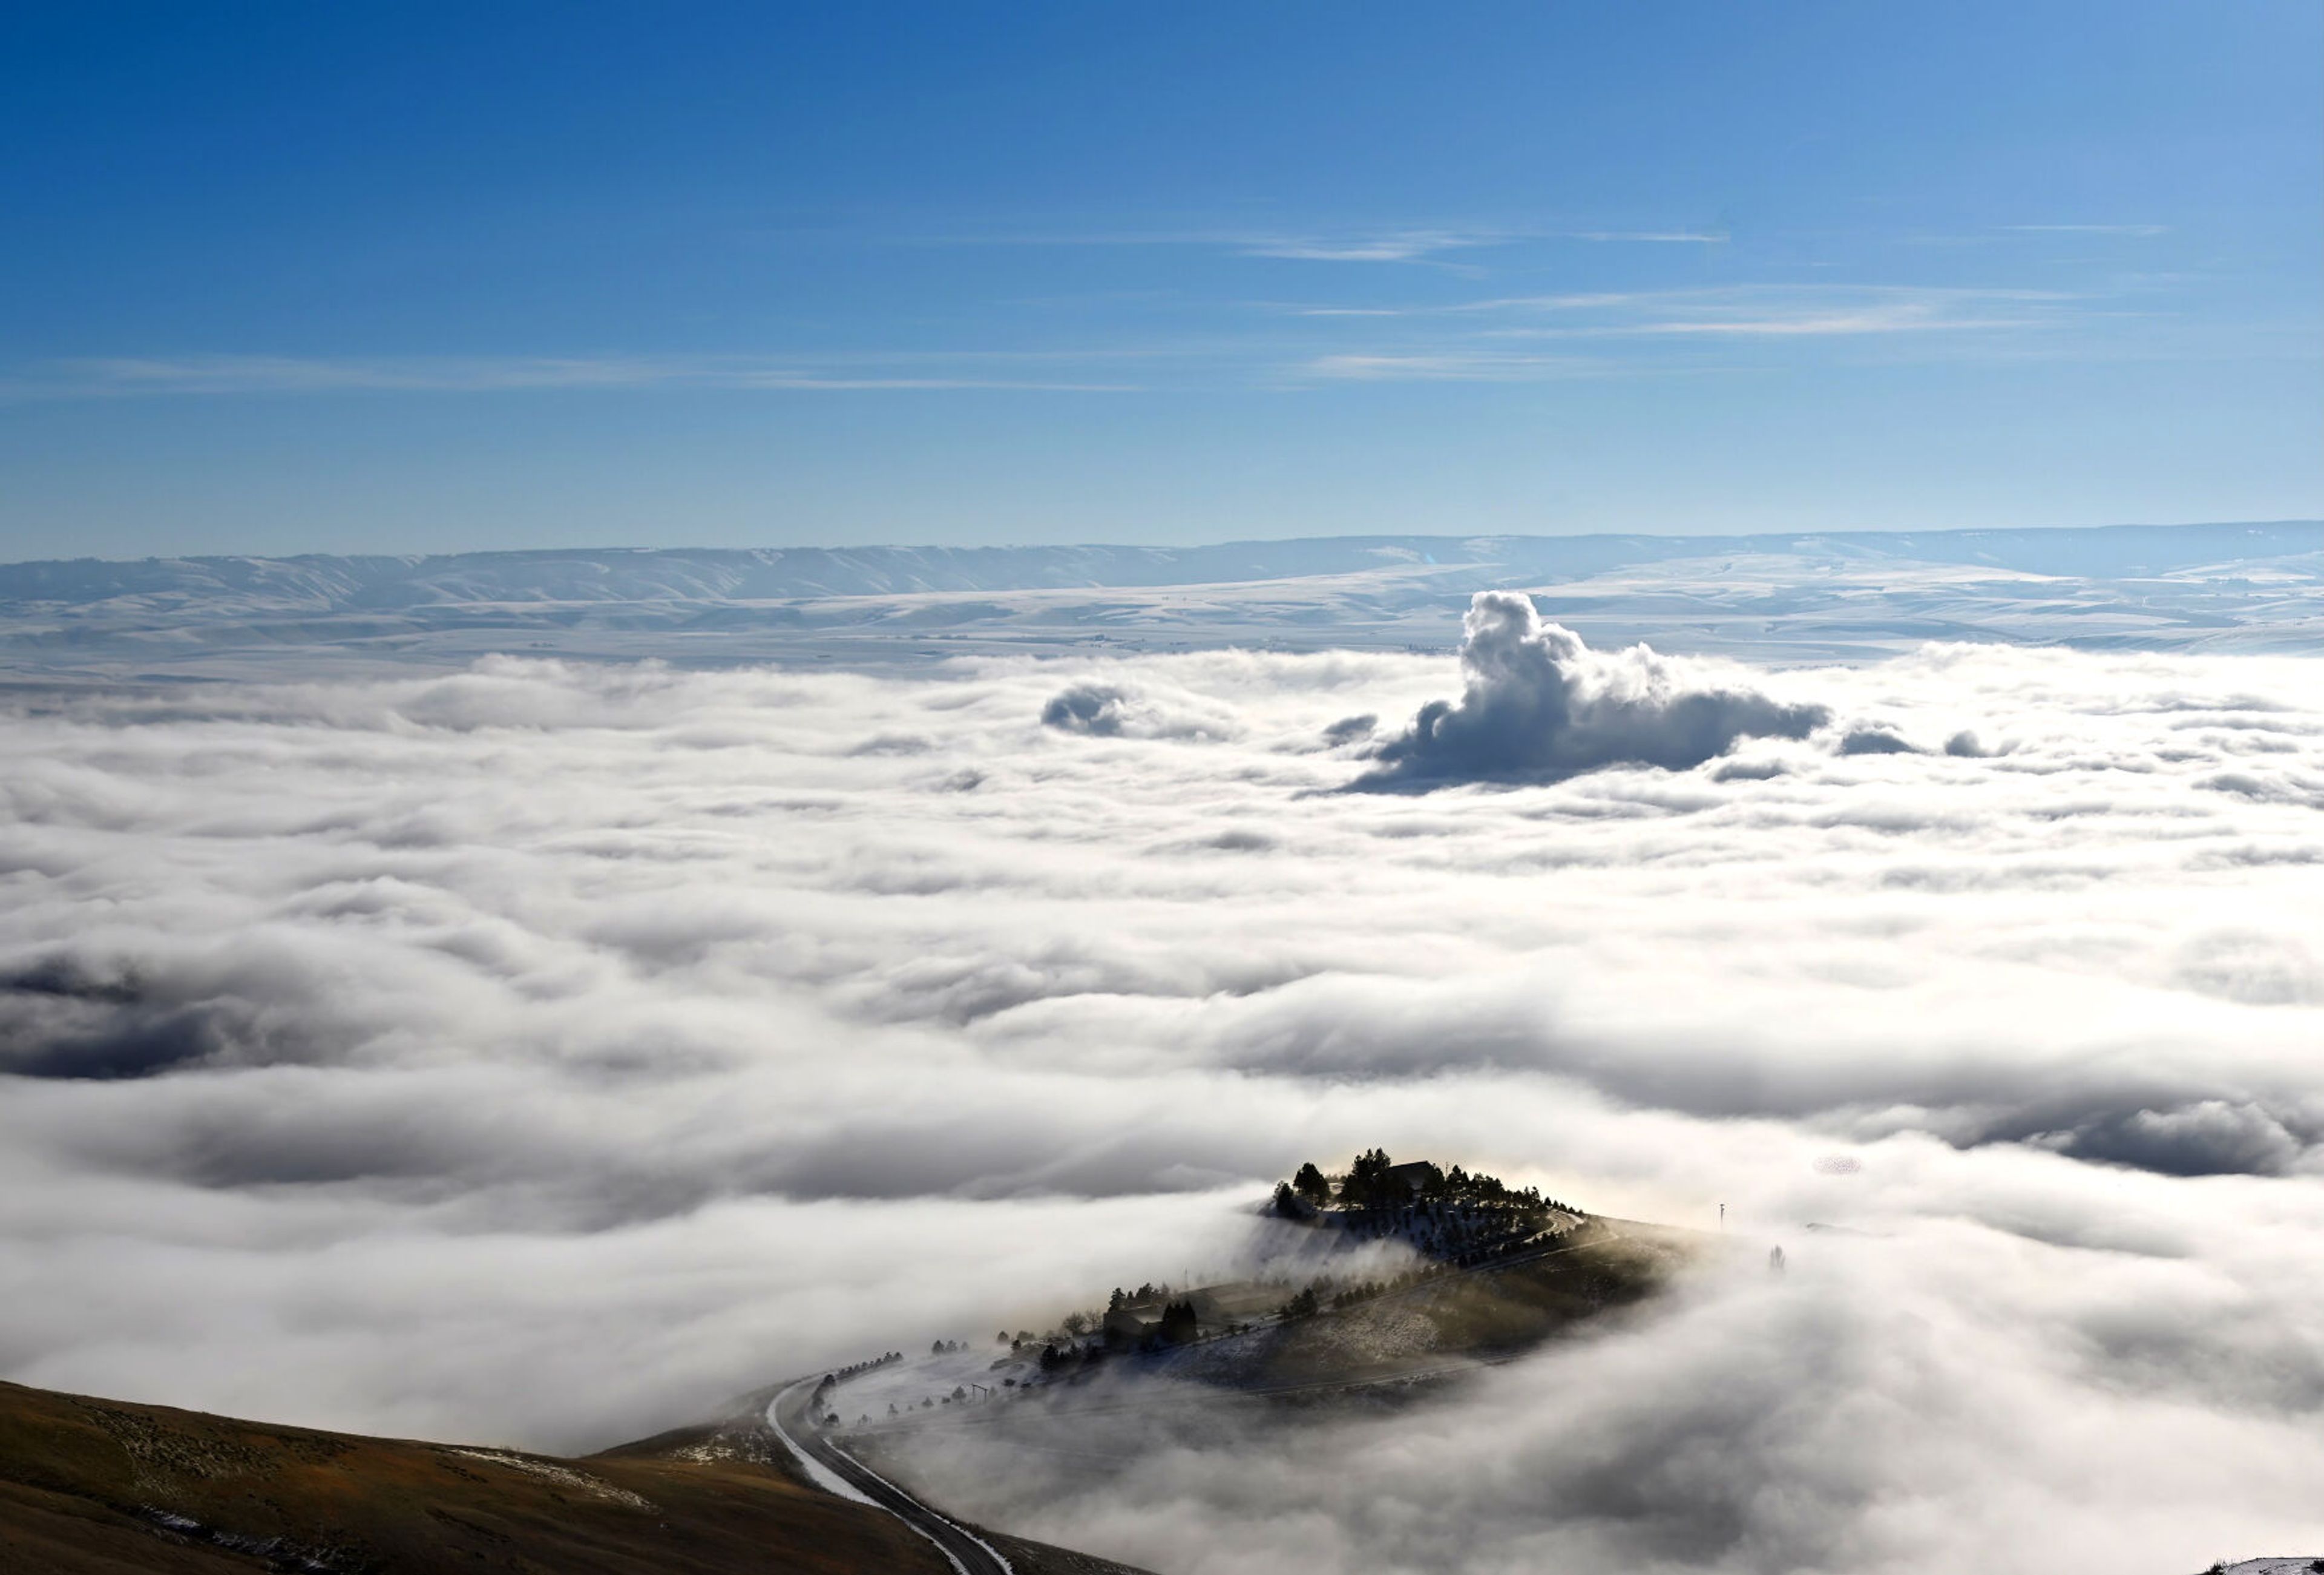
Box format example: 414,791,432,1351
768,1378,1013,1575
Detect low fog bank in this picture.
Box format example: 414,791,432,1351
1,631,2320,1563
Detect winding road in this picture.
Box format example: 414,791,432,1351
767,1378,1013,1575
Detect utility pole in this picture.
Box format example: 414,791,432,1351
1719,1203,1725,1230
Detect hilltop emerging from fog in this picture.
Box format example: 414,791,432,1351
803,1151,1686,1441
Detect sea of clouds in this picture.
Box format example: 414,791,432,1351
3,596,2321,1572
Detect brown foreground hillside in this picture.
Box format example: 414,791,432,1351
0,1378,1147,1575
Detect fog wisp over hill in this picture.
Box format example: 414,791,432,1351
0,535,2320,1571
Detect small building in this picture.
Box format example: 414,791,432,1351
1102,1305,1157,1346
1379,1159,1442,1197
1103,1285,1258,1349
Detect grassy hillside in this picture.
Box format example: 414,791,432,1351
1254,1218,1690,1383
1071,1217,1697,1398
0,1378,1147,1574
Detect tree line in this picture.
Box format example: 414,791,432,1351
1273,1147,1586,1216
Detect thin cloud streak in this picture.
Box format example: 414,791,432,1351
1285,284,2072,324
1564,228,1728,243
1237,229,1503,263
1626,307,2036,337
2003,223,2169,237
1298,352,1604,382
1286,286,2081,378
908,223,1727,262
903,226,1512,263
7,355,1144,400
7,284,2126,400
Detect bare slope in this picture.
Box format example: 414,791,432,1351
0,1378,1147,1575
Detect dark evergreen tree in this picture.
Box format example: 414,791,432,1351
1344,1147,1394,1206
1157,1298,1200,1344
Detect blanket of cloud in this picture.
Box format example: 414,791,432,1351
0,521,2314,680
2,631,2321,1571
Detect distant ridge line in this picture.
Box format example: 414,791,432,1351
1,520,2315,609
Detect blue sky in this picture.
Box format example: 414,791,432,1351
1,1,2317,557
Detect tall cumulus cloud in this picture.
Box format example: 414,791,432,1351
1353,592,1830,790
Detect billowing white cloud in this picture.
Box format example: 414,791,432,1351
1355,592,1830,788
0,637,2318,1569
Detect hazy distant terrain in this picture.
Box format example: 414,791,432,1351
0,521,2313,680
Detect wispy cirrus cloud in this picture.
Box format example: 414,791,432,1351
906,226,1511,265
1526,285,2073,343
2003,223,2168,237
1,353,1143,400
919,223,1725,266
1563,228,1728,244
1618,295,2043,337
1293,284,2069,326
1242,227,1725,260
1235,229,1504,263
1287,292,1638,318
10,288,2099,401
1299,351,1601,383
1284,286,2077,380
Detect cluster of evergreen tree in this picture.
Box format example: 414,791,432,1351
813,1351,907,1422
1037,1340,1105,1373
1341,1147,1402,1206
1154,1298,1200,1344
822,1351,901,1384
1272,1148,1587,1216
1106,1281,1174,1307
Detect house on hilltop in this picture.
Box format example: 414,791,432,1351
1102,1304,1155,1346
1379,1159,1442,1197
1104,1284,1264,1349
